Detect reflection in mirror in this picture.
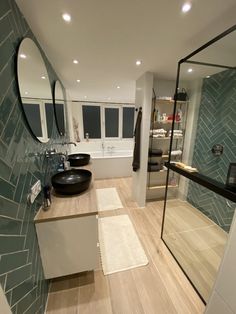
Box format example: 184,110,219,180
54,81,66,136
17,38,53,143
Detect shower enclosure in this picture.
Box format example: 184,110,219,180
161,25,236,303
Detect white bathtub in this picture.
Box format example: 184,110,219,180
90,150,133,179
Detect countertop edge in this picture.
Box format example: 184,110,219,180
34,209,98,224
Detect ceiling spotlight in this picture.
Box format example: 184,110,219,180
76,79,81,83
206,75,211,78
182,2,192,13
84,96,87,99
41,76,46,79
187,68,193,73
117,86,120,89
20,54,26,59
25,91,28,95
62,13,71,22
73,59,79,64
136,60,142,66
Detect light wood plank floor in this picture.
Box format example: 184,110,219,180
46,177,205,314
163,199,228,302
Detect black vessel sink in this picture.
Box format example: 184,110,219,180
52,169,92,195
68,153,90,167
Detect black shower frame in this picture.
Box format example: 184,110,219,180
160,24,236,305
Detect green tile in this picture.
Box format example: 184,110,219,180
0,15,11,44
0,140,7,159
0,82,17,128
0,0,10,20
5,263,31,291
10,160,22,185
0,158,11,181
13,172,26,203
0,250,28,275
0,36,14,73
11,276,34,306
0,196,18,218
0,216,22,235
2,102,19,146
0,177,15,199
24,295,40,314
0,61,15,105
0,235,25,254
16,287,37,314
17,203,26,220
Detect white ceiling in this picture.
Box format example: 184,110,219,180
16,0,236,103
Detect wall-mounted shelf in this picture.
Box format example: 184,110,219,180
166,162,236,203
147,96,188,200
150,137,183,140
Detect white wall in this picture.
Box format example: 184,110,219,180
205,205,236,314
132,72,153,207
153,79,176,98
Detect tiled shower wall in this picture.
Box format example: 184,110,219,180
187,69,236,232
0,0,65,313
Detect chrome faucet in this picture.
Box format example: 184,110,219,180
53,142,77,146
62,142,77,146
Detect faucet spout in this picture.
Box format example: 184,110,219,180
63,142,77,146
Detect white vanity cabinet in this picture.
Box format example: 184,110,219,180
35,214,98,279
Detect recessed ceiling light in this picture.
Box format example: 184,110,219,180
84,96,87,99
206,75,211,78
187,68,193,73
62,13,71,22
117,86,120,89
182,2,192,13
136,60,142,66
41,76,46,79
25,91,28,95
20,54,26,59
76,79,81,83
73,59,79,64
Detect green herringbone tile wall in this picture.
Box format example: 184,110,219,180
188,69,236,232
0,0,65,313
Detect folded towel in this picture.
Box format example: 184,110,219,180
170,150,182,156
149,148,163,157
148,164,163,172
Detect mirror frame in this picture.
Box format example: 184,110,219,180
53,80,66,136
16,37,53,143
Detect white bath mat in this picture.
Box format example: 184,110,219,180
96,187,123,212
99,215,148,275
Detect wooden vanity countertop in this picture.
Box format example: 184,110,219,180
34,165,98,223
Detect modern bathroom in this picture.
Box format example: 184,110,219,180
0,1,236,313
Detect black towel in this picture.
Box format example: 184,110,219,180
132,109,142,171
149,148,163,157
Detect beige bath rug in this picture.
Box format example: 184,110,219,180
96,187,123,212
99,215,148,275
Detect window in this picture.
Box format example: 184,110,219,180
23,103,42,137
122,107,135,138
81,104,134,140
82,105,101,138
105,107,119,138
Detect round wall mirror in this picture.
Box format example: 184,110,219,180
17,38,54,143
54,81,66,136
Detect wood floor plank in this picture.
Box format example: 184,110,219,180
46,177,207,314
